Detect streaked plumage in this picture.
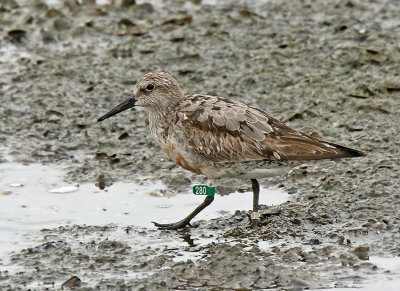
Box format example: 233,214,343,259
98,72,366,229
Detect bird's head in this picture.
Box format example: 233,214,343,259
97,72,183,122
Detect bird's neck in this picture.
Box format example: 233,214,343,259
148,94,183,145
148,109,174,146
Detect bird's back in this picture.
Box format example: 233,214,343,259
165,94,365,165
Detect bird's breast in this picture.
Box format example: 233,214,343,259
162,141,202,174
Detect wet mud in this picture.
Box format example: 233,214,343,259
1,0,400,290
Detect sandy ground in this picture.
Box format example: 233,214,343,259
0,0,400,289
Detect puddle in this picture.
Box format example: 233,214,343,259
0,162,289,258
314,256,400,291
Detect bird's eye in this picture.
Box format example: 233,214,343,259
146,84,155,91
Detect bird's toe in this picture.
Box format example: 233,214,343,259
152,220,191,230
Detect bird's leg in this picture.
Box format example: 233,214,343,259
152,195,214,230
251,179,260,227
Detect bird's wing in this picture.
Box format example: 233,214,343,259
173,95,364,163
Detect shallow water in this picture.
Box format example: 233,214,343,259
327,256,400,291
0,162,289,258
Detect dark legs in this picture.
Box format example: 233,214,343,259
153,195,214,230
251,179,260,227
251,179,260,213
153,180,260,230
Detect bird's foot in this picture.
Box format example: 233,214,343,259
152,220,193,230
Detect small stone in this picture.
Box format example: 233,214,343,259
33,0,48,11
135,3,153,14
81,0,95,5
120,0,135,8
61,276,81,288
2,190,12,195
7,29,27,44
45,8,63,18
118,132,129,140
118,18,135,27
354,246,369,260
309,238,321,245
69,25,86,38
53,18,71,31
358,28,367,34
42,30,56,43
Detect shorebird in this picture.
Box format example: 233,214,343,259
98,72,366,229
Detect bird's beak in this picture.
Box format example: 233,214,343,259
97,97,137,122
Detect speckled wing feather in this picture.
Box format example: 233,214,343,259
174,94,364,162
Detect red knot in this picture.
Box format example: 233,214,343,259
98,72,367,229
